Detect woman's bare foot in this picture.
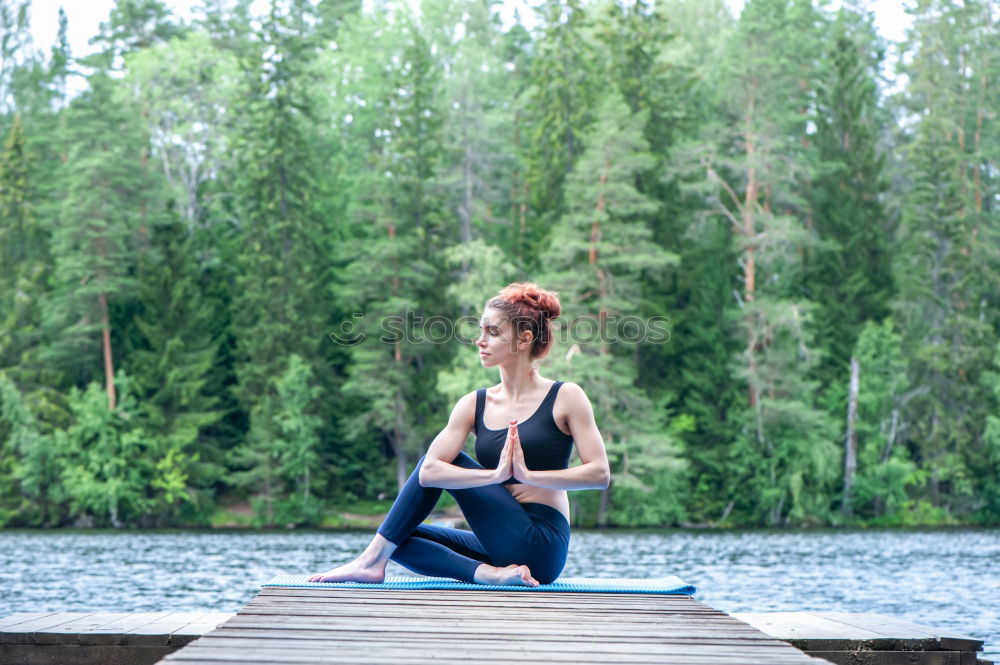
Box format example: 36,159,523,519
474,563,540,587
308,558,386,584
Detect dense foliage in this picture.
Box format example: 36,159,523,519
0,0,997,528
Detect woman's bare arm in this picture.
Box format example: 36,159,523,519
418,392,505,489
519,382,611,491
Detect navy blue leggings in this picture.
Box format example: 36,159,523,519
376,451,570,585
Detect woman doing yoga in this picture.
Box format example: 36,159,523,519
309,282,611,587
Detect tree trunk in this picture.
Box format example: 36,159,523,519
590,160,610,354
842,355,859,516
743,90,759,410
880,408,900,464
98,292,116,410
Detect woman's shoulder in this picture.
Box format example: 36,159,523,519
556,380,585,396
553,381,591,414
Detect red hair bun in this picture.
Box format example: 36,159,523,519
487,282,561,359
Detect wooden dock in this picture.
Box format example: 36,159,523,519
154,586,829,664
0,611,232,665
3,601,990,664
734,612,991,665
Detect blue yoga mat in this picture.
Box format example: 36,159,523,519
264,574,696,595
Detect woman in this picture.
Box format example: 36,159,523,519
309,282,610,587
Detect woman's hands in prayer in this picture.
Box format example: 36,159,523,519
494,420,531,485
493,422,513,483
509,421,533,484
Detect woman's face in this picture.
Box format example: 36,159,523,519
477,307,529,366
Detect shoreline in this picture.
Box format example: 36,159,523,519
2,521,997,531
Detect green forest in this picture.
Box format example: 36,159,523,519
0,0,997,529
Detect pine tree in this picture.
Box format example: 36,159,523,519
679,0,840,525
0,114,39,370
980,342,1000,520
648,0,739,525
90,0,187,70
40,70,161,407
0,373,54,526
891,0,998,517
517,0,603,267
271,353,324,524
0,0,31,115
431,0,519,274
126,214,226,522
226,2,336,523
847,319,923,521
540,92,685,526
674,221,744,524
333,7,455,491
806,9,894,393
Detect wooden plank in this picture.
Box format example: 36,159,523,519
206,626,795,647
0,613,60,629
247,602,721,616
170,613,234,636
735,611,986,653
733,611,906,650
78,612,179,646
158,588,826,665
816,612,985,652
191,633,813,655
124,613,211,647
165,655,807,665
164,643,820,665
168,614,236,648
222,614,769,638
239,606,741,627
248,596,720,614
236,605,752,625
0,612,96,645
32,613,136,645
216,619,779,642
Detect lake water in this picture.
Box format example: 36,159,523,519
1,528,997,659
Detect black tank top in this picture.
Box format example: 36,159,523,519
474,381,574,486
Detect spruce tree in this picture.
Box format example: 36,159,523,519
40,69,161,407
847,319,922,521
517,0,602,268
680,0,839,525
540,92,685,526
226,2,336,523
332,8,454,491
126,214,226,522
674,221,744,524
980,342,1000,520
891,0,998,516
806,8,894,394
